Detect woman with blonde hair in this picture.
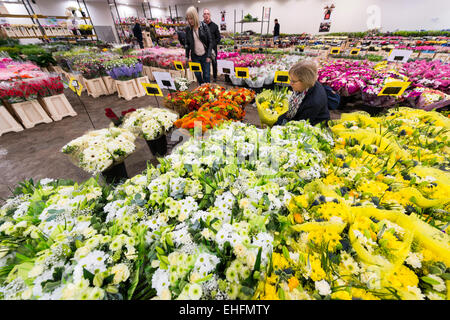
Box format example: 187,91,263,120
184,6,213,84
275,60,330,126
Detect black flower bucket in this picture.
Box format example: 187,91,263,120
146,134,168,157
102,162,128,184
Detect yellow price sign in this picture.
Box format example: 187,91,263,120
330,47,341,55
189,62,202,73
235,67,249,79
68,77,83,96
349,48,360,55
274,71,290,84
377,81,411,97
141,83,163,97
173,61,184,71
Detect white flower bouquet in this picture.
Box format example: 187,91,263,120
120,107,178,141
61,127,136,174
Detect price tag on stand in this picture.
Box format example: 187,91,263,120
141,83,163,97
68,77,83,96
387,49,413,63
189,62,202,73
235,67,249,79
173,61,184,71
349,48,360,56
377,80,411,97
217,60,235,76
274,71,290,84
152,72,176,91
329,47,341,55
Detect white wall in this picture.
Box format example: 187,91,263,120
3,0,448,43
175,0,450,35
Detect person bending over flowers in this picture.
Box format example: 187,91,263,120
275,60,330,126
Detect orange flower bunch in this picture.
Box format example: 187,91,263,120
219,87,255,106
198,99,245,121
174,98,246,134
174,109,226,133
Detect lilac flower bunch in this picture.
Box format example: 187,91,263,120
104,57,143,81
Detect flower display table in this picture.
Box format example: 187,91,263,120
0,105,23,136
102,76,116,95
38,94,77,121
134,76,150,97
84,77,109,98
9,99,52,129
116,79,141,101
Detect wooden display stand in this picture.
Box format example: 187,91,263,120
84,77,108,98
169,70,184,79
0,105,23,136
142,66,154,81
135,76,150,97
102,76,117,95
116,79,140,101
9,99,52,129
38,94,77,121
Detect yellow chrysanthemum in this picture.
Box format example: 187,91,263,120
357,180,389,197
331,290,352,300
272,252,290,271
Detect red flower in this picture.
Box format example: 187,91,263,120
105,108,119,120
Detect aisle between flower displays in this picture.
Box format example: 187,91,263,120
1,97,449,300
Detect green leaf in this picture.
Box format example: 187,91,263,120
155,246,165,255
127,262,141,299
441,273,450,280
83,268,95,285
420,276,441,286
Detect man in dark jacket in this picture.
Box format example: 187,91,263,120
132,19,144,49
273,19,280,44
203,8,221,81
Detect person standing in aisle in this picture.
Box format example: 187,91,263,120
132,19,144,49
273,19,280,45
203,8,221,82
185,6,213,85
274,60,330,126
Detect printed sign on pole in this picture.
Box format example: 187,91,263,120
377,80,411,97
152,71,176,91
330,47,341,55
189,62,202,73
68,77,83,96
349,48,360,55
217,60,235,76
387,49,413,63
274,71,290,84
235,67,249,79
173,61,184,71
141,83,163,97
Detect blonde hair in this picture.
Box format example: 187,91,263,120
289,60,318,89
186,6,200,29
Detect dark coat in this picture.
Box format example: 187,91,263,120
205,21,221,51
273,23,280,36
132,23,143,41
275,81,330,126
185,21,213,59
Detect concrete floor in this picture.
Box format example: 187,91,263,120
0,79,346,202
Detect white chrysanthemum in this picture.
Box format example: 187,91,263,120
315,280,331,296
152,268,170,296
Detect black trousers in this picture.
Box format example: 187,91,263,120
211,47,218,80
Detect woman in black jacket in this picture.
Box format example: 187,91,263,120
185,6,213,84
275,60,330,126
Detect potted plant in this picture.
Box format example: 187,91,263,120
104,58,147,100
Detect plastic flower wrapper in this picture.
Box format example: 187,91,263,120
61,127,136,174
174,77,193,92
120,106,178,141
